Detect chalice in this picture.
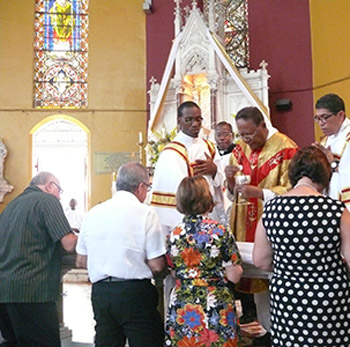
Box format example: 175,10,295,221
235,174,251,205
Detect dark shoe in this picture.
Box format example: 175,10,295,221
239,311,257,324
252,332,271,347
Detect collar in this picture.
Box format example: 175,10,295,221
113,190,140,203
25,185,45,193
328,117,350,139
217,143,235,156
339,117,350,134
176,131,200,145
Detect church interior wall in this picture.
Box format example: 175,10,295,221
0,0,147,212
310,0,350,141
248,0,314,147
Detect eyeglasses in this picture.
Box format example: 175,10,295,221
237,125,260,141
51,181,64,194
182,116,203,124
142,182,152,192
313,113,335,124
215,132,232,138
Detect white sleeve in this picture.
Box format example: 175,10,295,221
262,189,277,204
75,219,87,255
144,208,166,260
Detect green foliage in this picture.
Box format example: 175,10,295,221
145,127,177,165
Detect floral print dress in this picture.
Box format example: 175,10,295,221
164,215,242,347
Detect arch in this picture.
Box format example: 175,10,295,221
30,115,90,212
30,114,90,135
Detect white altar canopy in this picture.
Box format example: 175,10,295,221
148,1,271,139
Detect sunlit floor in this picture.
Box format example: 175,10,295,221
62,274,265,347
63,281,95,345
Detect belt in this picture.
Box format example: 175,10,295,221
96,277,150,284
97,276,126,283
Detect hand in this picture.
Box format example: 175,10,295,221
193,153,217,178
224,165,241,192
312,142,334,163
237,184,263,199
225,165,241,180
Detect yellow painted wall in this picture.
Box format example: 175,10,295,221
0,0,146,212
310,0,350,140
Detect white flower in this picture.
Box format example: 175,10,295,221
210,245,220,258
207,291,217,311
204,316,209,328
188,268,198,278
170,245,179,257
169,289,177,307
222,260,232,267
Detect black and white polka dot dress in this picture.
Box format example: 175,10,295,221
262,195,350,347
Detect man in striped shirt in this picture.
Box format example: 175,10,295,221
0,171,77,346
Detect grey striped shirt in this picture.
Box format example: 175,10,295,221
0,185,72,302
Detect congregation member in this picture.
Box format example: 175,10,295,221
76,162,165,347
65,198,84,232
253,146,350,347
212,121,236,224
312,93,350,211
151,101,222,234
164,176,243,346
225,106,298,346
0,172,77,347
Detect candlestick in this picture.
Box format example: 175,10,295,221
137,132,145,164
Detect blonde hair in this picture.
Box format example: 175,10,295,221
176,176,214,215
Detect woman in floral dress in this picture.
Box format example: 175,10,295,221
164,176,243,347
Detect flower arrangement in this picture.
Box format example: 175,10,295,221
145,126,177,168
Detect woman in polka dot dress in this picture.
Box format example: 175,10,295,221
253,146,350,347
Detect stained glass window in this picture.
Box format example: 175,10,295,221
204,0,249,68
34,0,89,108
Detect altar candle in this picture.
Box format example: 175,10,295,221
139,131,143,143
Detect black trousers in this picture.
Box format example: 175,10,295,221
0,302,60,347
92,279,164,347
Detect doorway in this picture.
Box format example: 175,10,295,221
31,116,89,212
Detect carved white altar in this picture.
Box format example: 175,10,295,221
0,139,14,203
148,0,271,140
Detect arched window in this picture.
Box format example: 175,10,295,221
31,116,89,211
34,0,89,108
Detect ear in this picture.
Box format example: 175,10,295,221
260,121,267,128
338,110,346,119
134,182,142,195
45,181,53,193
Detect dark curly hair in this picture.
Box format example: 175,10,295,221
288,146,332,189
176,176,214,215
315,93,345,114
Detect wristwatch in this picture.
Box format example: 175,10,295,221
330,160,339,172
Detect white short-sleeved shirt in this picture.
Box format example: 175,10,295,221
76,191,165,283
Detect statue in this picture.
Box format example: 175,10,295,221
0,139,14,203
